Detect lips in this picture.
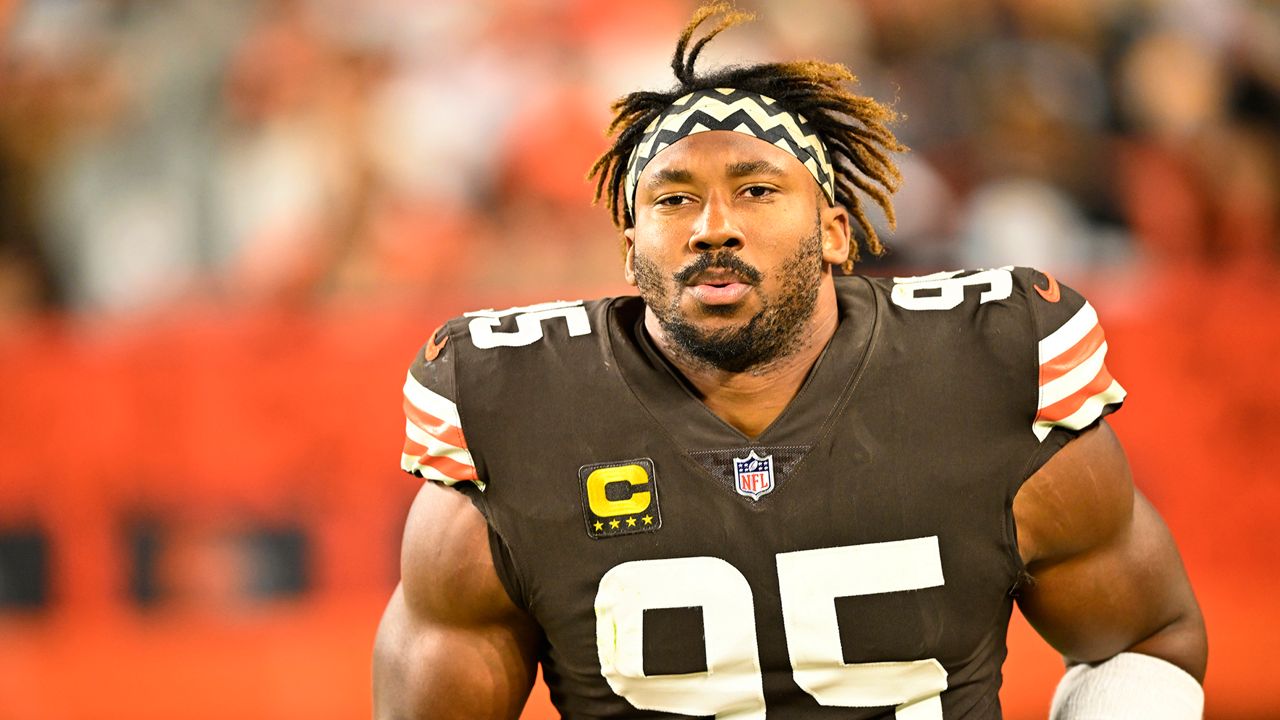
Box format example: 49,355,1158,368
686,270,753,305
688,282,752,305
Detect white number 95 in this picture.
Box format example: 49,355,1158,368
595,537,948,719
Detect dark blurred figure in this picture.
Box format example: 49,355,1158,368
0,1,106,320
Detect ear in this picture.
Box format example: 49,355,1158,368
623,228,638,286
820,202,852,267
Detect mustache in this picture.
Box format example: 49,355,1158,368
672,252,763,285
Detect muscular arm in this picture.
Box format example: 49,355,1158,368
1013,421,1207,681
373,481,541,720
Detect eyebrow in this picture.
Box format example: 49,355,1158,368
726,159,787,178
646,167,694,189
645,160,787,189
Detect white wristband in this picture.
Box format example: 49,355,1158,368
1050,652,1203,719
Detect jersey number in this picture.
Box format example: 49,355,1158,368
890,268,1013,311
464,300,591,349
595,537,948,719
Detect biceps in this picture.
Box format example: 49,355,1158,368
1016,491,1204,671
373,584,539,720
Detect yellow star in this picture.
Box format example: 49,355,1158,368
593,521,604,532
609,519,621,530
626,517,637,528
642,515,653,525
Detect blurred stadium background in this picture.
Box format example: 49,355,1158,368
0,0,1277,717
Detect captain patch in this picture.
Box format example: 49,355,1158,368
579,458,662,540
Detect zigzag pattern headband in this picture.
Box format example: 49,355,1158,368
624,88,836,216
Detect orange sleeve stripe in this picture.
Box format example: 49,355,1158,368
1036,365,1116,423
1039,322,1106,385
412,452,480,482
402,397,469,449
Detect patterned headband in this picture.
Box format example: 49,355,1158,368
624,87,836,217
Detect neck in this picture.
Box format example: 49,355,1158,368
644,281,840,438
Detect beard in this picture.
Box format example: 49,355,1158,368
632,221,826,374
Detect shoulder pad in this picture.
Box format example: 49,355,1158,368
1023,268,1126,441
400,323,482,488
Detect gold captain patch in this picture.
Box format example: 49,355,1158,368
579,458,661,540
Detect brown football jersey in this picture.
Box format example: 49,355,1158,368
399,267,1125,719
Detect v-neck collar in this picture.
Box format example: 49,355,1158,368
607,276,881,451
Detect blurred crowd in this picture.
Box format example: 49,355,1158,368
1,0,1277,321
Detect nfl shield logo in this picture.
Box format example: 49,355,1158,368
733,451,775,501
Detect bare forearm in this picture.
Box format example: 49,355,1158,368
1044,497,1205,680
373,587,538,720
1120,604,1207,682
1014,426,1206,683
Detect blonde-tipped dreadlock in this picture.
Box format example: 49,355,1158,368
588,2,907,271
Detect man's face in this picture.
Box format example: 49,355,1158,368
624,131,850,372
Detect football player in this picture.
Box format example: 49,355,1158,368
374,4,1206,718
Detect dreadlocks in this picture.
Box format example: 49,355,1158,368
588,2,907,269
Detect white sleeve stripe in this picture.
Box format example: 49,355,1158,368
1033,381,1127,441
1038,302,1099,363
405,421,476,467
403,372,462,427
1039,342,1109,408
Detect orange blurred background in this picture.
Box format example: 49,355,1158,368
1,1,1278,718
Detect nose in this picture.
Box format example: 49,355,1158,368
688,193,743,253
